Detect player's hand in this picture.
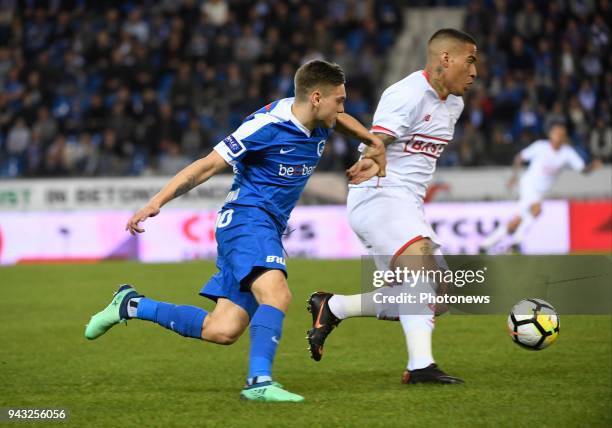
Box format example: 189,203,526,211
591,158,603,171
362,135,387,177
346,158,380,184
126,203,160,235
507,175,518,189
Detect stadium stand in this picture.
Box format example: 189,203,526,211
0,0,609,178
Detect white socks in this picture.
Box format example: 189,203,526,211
511,212,536,245
328,288,435,371
481,222,509,250
400,314,435,371
328,291,378,319
127,297,141,318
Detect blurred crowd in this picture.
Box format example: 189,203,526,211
445,0,611,166
0,1,610,178
0,0,402,177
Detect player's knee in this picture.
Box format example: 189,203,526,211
530,204,542,217
251,270,291,310
213,330,241,345
277,286,292,306
203,325,242,345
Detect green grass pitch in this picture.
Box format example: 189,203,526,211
1,260,610,427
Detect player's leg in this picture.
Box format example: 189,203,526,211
84,284,209,340
395,237,463,384
509,202,542,252
307,187,417,361
480,215,521,253
201,298,249,345
239,268,304,402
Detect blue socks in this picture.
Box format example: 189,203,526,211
131,297,285,384
247,304,285,385
135,297,207,339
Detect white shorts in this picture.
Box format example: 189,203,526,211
347,186,441,270
518,180,545,214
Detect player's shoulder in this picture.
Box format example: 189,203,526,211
529,139,550,149
235,98,293,140
560,143,580,156
377,71,428,113
383,71,428,98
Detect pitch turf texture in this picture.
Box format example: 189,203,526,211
1,260,610,427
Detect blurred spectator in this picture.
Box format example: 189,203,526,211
0,0,404,177
456,0,610,165
1,0,608,177
590,119,612,162
6,117,29,159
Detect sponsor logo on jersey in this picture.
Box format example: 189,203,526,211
423,114,431,122
223,135,246,156
278,163,316,177
317,140,326,157
404,139,446,158
266,255,286,265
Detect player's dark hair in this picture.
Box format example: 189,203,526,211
547,121,567,132
428,28,477,47
294,60,345,101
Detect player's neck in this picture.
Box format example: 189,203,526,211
291,102,316,132
424,64,450,100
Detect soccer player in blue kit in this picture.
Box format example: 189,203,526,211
84,60,386,402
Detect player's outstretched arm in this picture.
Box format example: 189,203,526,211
335,112,387,177
582,158,603,174
126,151,229,235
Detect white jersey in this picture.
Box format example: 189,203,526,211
519,140,585,195
351,70,464,199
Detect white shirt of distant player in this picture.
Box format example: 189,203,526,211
351,70,464,199
519,139,585,194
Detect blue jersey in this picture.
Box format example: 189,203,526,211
214,97,331,231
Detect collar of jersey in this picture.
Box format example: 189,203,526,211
286,101,312,137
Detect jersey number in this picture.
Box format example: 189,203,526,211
216,209,234,229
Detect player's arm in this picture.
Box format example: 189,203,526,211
335,112,386,177
581,158,602,174
507,154,523,188
126,151,229,235
345,133,397,184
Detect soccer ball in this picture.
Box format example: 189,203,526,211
507,298,560,350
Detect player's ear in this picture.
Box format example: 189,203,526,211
311,90,322,107
441,51,450,68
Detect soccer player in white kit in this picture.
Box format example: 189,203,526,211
480,123,602,254
307,29,478,384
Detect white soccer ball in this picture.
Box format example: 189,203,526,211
507,298,560,350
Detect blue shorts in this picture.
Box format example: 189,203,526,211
200,207,287,318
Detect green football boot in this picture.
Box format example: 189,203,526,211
85,284,141,340
240,382,304,402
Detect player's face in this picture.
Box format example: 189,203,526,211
314,84,346,128
446,43,477,96
549,126,567,148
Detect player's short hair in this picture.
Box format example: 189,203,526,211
428,28,477,47
547,121,567,132
294,60,345,101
